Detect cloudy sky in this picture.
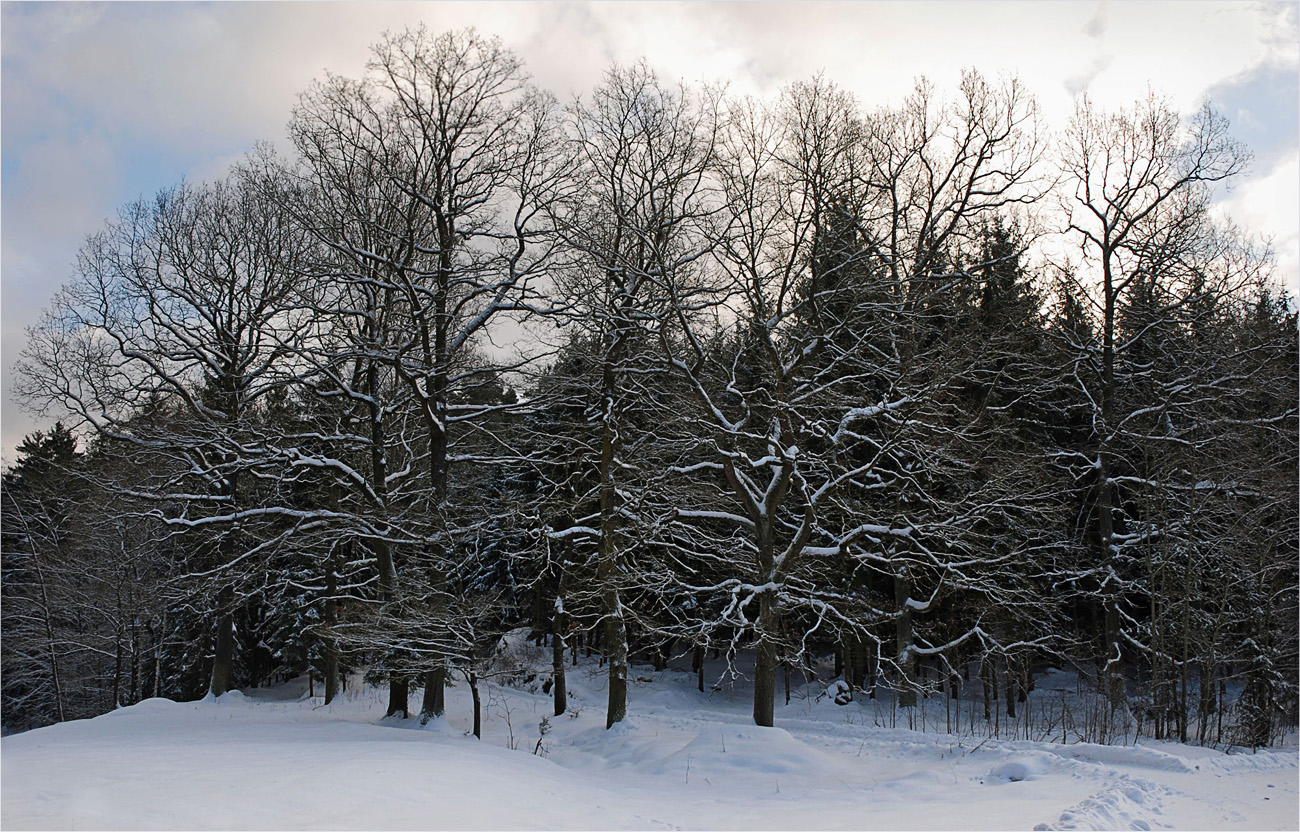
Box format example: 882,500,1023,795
2,1,1297,462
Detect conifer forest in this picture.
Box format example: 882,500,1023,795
4,27,1296,753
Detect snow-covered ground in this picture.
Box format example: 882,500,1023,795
3,638,1296,830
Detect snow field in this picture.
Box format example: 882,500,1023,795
2,639,1296,830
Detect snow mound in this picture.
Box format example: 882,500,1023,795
825,679,853,705
564,719,844,785
1047,742,1195,773
198,689,247,705
1042,778,1166,831
100,697,183,719
989,757,1045,783
1194,747,1300,775
650,724,842,780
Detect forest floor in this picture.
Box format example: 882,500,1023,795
2,634,1296,830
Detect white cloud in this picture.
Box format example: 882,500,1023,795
1081,3,1274,109
1217,154,1300,299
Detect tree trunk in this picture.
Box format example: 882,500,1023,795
420,665,446,723
418,549,448,723
470,671,481,739
850,637,868,690
552,595,567,717
210,586,235,697
387,677,409,719
322,645,339,706
1098,253,1126,710
364,363,405,716
894,568,917,709
323,580,339,705
323,650,340,702
414,242,454,725
753,591,779,727
152,613,165,699
596,362,627,729
1005,657,1017,719
112,593,124,708
365,363,398,601
654,642,668,672
129,618,141,704
1179,570,1192,744
1102,596,1124,707
210,458,241,700
982,656,992,721
1197,655,1215,744
867,641,878,699
604,612,628,728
